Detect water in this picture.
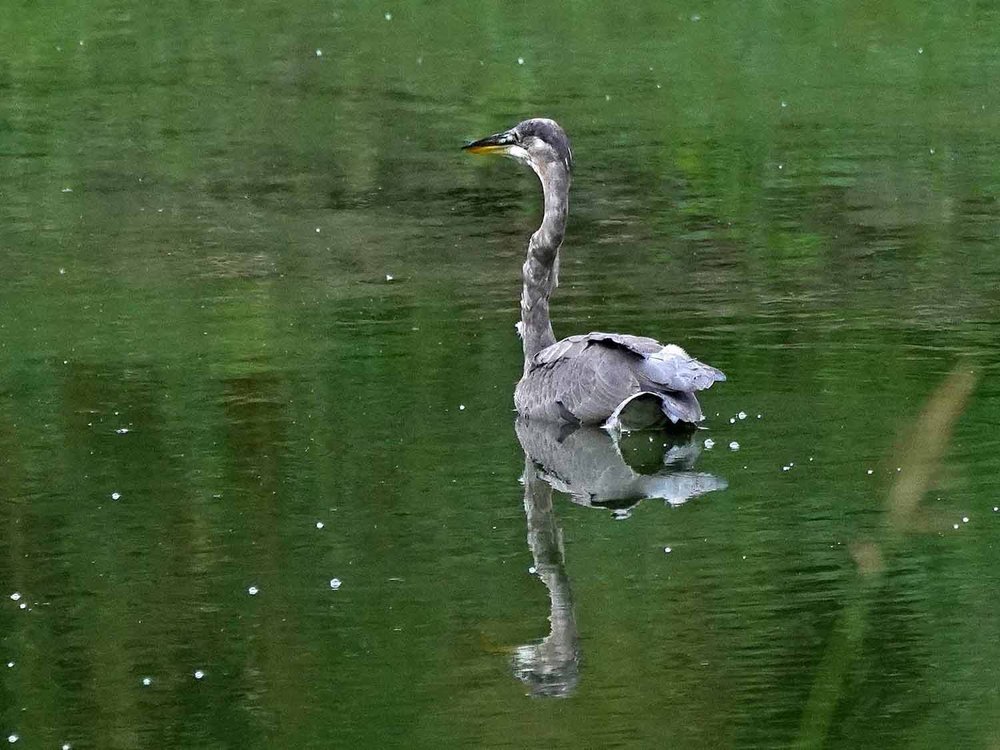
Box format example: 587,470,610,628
2,1,999,747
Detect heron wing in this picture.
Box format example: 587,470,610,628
518,332,724,426
637,344,727,392
532,332,662,365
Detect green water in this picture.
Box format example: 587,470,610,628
2,1,999,747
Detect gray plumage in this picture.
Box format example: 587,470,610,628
516,417,728,511
464,118,725,428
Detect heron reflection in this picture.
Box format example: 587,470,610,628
511,419,727,697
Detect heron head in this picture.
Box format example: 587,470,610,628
463,118,573,175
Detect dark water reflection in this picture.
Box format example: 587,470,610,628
2,0,1000,747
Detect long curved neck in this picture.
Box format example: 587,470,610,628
520,162,570,371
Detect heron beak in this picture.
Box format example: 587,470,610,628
462,130,516,155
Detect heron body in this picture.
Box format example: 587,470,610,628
464,118,724,429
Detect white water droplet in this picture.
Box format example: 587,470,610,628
384,12,392,20
7,734,18,744
703,438,715,449
458,404,465,411
142,677,152,686
737,411,747,420
315,49,323,56
729,441,740,451
663,547,672,554
194,669,205,680
866,469,873,475
111,492,121,500
953,523,960,529
316,521,324,529
962,517,969,523
517,57,524,65
248,586,259,596
329,578,342,590
729,417,736,424
384,273,394,282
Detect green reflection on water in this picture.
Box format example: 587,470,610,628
2,0,1000,747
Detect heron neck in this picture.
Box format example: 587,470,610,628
521,163,569,370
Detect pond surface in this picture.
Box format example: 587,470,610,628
2,1,999,747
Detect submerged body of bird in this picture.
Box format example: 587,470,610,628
464,118,724,430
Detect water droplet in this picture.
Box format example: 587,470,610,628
962,517,969,523
517,57,524,65
528,566,537,574
9,593,20,601
384,12,392,20
315,521,324,529
115,428,129,435
111,492,121,500
780,100,788,108
193,669,205,680
729,417,735,424
248,586,259,596
329,578,342,590
384,273,394,282
917,46,923,54
953,523,960,530
7,734,18,744
142,677,152,686
458,404,465,411
729,441,740,451
737,411,747,420
756,414,762,419
5,662,13,668
315,49,323,56
703,438,715,449
866,469,873,475
663,547,672,554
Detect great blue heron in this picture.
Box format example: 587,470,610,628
463,118,725,429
